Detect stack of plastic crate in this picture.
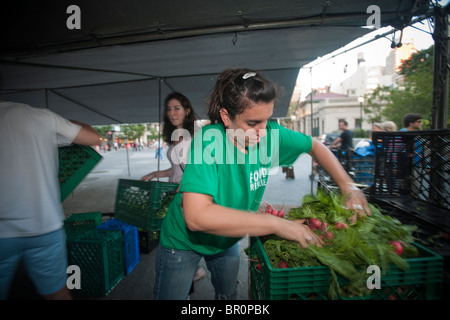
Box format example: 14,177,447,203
97,219,140,275
64,211,102,241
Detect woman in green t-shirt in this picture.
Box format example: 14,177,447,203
154,68,370,300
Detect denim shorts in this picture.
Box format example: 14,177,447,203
153,242,240,300
0,228,68,299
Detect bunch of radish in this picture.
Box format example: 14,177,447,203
263,203,285,218
304,218,337,242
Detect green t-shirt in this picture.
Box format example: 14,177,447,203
160,120,312,255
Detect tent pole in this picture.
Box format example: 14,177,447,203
310,67,315,196
157,77,162,177
126,144,130,177
431,5,449,129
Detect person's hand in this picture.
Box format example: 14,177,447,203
141,172,156,182
343,187,371,223
275,218,324,248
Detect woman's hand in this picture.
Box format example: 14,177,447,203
341,186,371,223
274,218,324,248
141,172,156,182
309,139,371,223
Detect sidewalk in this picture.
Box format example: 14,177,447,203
60,148,317,300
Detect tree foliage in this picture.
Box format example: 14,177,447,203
364,45,448,129
93,125,113,138
119,124,146,141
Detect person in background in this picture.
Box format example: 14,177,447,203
140,92,206,295
328,120,353,151
372,121,398,132
0,101,101,300
399,113,422,131
154,139,164,160
153,68,370,300
141,92,197,184
355,121,398,157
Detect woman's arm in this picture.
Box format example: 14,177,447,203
141,168,173,181
309,138,370,220
182,192,323,248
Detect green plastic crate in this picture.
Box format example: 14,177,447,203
67,229,124,296
249,237,443,300
64,211,102,241
113,179,178,231
59,145,103,201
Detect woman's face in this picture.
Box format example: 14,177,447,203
221,101,274,149
166,99,188,128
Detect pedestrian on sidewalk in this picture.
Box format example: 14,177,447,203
0,101,101,300
154,68,370,300
154,139,164,160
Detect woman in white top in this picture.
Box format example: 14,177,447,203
140,92,205,293
141,92,197,183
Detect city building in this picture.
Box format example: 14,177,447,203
292,40,418,137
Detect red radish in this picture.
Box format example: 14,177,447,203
265,209,273,214
320,221,329,230
277,210,285,218
334,222,348,230
308,218,322,229
323,231,334,240
271,210,278,216
442,233,450,240
255,264,261,272
278,261,288,268
390,241,403,255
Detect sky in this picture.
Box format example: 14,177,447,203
296,19,436,100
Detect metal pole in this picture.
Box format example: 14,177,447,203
126,143,130,177
157,78,162,178
310,67,315,195
431,5,449,129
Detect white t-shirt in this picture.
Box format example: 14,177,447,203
0,102,82,238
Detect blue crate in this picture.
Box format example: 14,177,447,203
97,219,140,275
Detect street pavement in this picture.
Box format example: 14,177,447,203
61,146,318,300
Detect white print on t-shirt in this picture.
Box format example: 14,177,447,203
249,167,269,191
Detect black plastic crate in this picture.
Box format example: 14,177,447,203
371,130,450,210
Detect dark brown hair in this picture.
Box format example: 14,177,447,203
207,68,281,125
402,113,422,128
162,92,197,144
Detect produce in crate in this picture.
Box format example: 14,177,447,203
259,189,419,298
157,191,176,218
